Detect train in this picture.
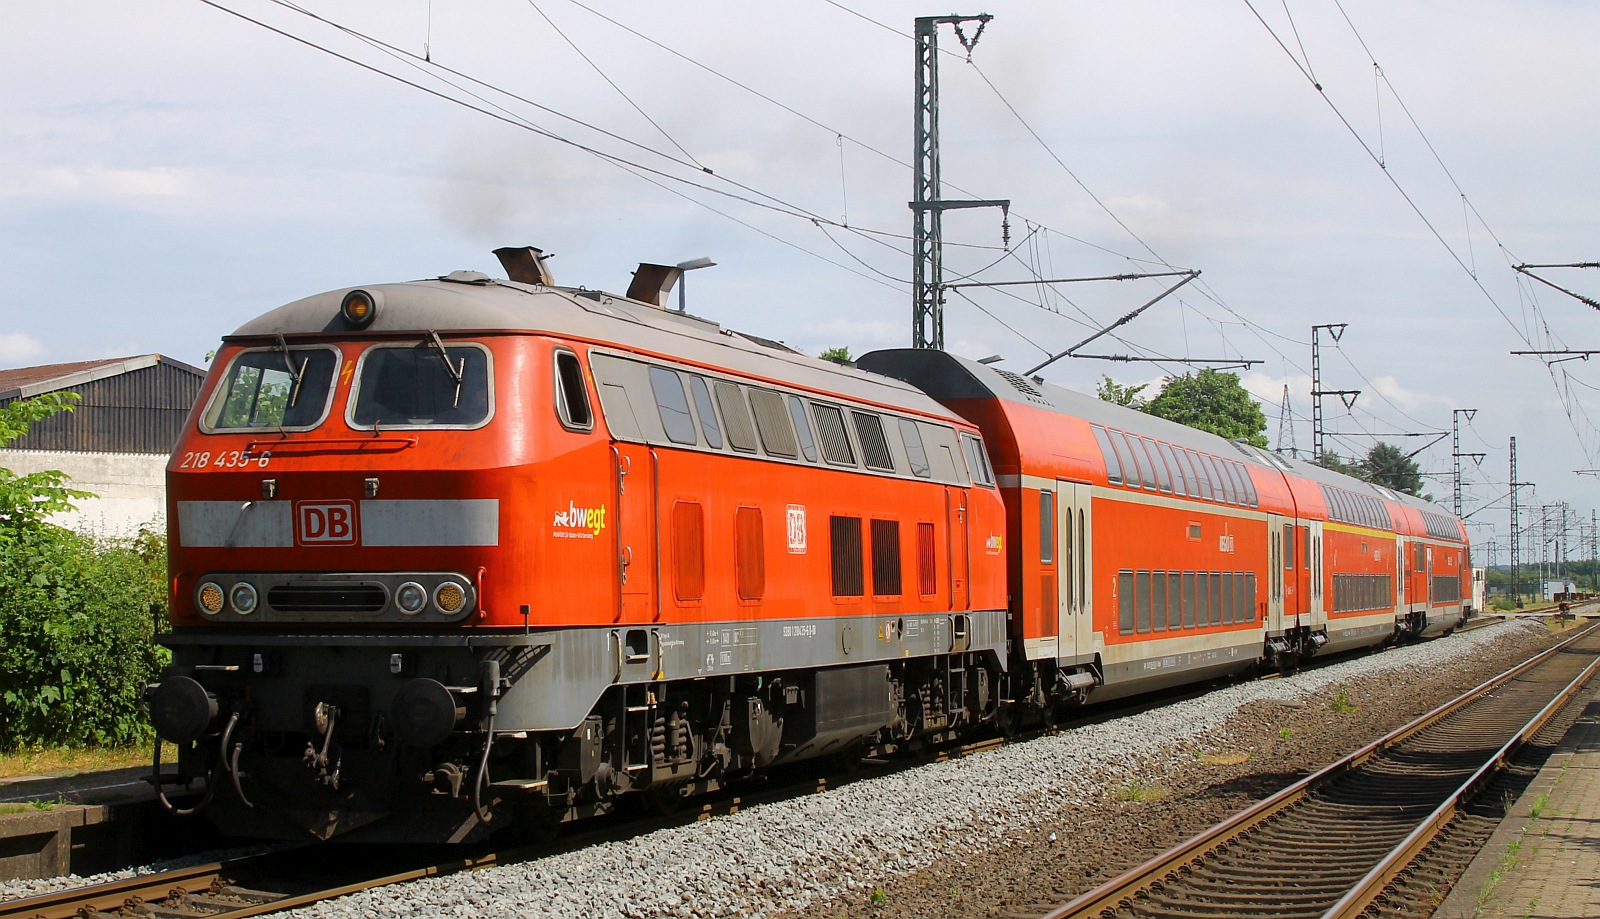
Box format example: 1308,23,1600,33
144,247,1471,842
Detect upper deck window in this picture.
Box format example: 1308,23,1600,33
203,344,339,432
349,340,491,429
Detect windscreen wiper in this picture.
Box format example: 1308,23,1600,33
427,330,466,408
274,333,307,409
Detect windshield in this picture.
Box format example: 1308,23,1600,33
204,346,338,431
350,342,491,428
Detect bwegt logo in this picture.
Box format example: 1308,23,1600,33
553,500,607,537
298,501,358,545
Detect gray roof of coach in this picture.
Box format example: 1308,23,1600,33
231,276,958,421
858,348,1465,522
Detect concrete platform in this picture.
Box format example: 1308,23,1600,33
0,765,208,882
1439,684,1600,919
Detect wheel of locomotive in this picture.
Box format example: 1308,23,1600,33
642,784,687,816
510,799,565,845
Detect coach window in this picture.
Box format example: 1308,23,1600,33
788,396,818,462
1118,570,1135,635
750,388,799,458
1114,432,1147,490
1167,572,1183,630
349,340,491,429
1176,448,1201,498
1063,512,1074,607
899,419,932,478
1186,449,1213,501
553,349,593,431
649,367,698,445
1222,572,1235,624
1207,455,1235,504
735,507,765,601
1039,490,1055,564
1157,442,1187,496
830,516,865,597
1151,571,1167,633
688,376,723,449
1092,425,1123,485
205,344,339,432
854,412,896,472
1135,570,1152,633
1182,572,1198,628
1141,438,1170,493
714,381,759,453
812,403,857,466
1209,572,1223,626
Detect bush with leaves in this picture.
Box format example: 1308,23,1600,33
0,394,169,749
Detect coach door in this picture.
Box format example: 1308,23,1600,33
1057,481,1094,666
1266,513,1287,632
946,487,970,611
1307,520,1326,627
614,443,658,623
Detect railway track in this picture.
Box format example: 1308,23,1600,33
1038,619,1600,919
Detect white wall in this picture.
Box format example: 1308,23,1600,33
0,449,166,538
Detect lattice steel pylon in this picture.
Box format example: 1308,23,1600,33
1276,384,1297,458
911,14,1007,350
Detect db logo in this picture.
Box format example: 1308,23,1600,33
296,501,358,545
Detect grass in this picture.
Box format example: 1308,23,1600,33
1329,689,1358,714
1278,727,1294,739
1529,792,1551,820
0,744,160,780
1114,783,1170,803
869,889,889,906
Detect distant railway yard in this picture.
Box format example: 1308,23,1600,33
1,614,1588,919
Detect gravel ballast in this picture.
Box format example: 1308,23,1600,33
247,618,1559,919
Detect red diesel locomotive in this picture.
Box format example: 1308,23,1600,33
146,248,1469,842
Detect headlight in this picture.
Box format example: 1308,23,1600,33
434,581,467,615
230,582,258,615
396,582,427,615
198,581,225,616
340,289,380,327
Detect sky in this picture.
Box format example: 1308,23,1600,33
3,0,1597,566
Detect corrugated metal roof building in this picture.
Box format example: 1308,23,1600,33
0,354,206,535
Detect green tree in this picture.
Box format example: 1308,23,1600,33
1317,450,1363,478
0,392,168,748
819,346,852,363
0,393,90,543
1362,442,1425,496
1095,375,1149,409
1144,369,1269,447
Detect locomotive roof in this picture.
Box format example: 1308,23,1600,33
230,273,963,423
858,348,1464,527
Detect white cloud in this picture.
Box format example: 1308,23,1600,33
0,332,45,365
1,166,189,201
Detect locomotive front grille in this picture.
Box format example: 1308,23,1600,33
268,583,389,613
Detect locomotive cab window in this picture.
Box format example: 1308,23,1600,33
349,340,491,429
204,344,339,432
553,349,593,431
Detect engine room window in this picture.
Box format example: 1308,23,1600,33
350,341,490,428
689,376,723,449
750,388,799,458
813,403,856,466
648,366,698,445
788,396,818,462
553,349,592,431
899,419,932,478
870,519,902,596
830,516,864,597
205,345,338,431
853,412,895,471
735,506,765,601
714,381,758,453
